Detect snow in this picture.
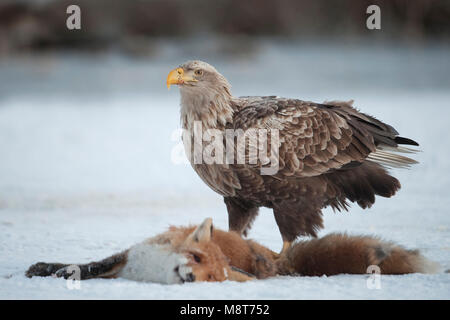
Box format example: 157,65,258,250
0,42,449,299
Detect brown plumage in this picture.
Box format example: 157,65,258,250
167,61,419,247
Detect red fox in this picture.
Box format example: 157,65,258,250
26,218,438,283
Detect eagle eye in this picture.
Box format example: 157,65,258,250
194,69,203,76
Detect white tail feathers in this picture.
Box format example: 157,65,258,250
368,145,420,169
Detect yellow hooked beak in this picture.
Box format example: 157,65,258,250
166,67,197,89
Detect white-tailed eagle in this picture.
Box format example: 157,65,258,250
167,60,419,253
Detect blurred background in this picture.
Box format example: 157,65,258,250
1,1,450,298
1,0,449,96
1,0,450,54
2,0,449,200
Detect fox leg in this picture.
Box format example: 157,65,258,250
224,197,259,237
26,251,127,280
56,252,127,279
228,266,255,282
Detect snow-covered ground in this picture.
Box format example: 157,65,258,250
0,42,449,299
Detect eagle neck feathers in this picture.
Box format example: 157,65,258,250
180,85,236,132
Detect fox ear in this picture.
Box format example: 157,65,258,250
187,218,213,243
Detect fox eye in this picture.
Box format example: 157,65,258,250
193,254,201,263
194,69,203,76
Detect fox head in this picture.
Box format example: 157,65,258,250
176,218,254,282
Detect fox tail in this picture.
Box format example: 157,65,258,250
276,233,439,276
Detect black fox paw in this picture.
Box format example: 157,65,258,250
25,262,67,278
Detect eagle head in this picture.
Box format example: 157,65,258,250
166,60,231,93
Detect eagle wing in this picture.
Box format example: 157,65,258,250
231,96,418,178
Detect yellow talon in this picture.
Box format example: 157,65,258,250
280,241,292,256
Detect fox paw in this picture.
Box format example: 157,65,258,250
25,262,67,278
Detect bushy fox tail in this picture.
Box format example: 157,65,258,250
276,234,439,276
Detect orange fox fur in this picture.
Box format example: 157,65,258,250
26,218,438,283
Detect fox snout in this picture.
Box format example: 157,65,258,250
174,264,196,283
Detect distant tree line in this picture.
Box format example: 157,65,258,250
0,0,448,55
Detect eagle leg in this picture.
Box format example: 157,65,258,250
224,197,259,237
272,201,324,247
280,241,292,256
